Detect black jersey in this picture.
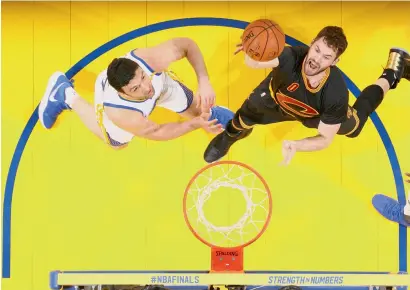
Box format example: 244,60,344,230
268,46,349,125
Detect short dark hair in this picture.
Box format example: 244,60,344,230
312,26,348,57
106,58,140,92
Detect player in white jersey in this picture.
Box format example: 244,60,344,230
38,37,235,149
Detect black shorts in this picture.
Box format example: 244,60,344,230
231,74,360,137
231,75,295,130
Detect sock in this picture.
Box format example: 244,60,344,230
64,87,78,108
379,68,397,89
404,191,410,216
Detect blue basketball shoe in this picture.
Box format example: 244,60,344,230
209,106,234,129
372,194,410,227
38,72,73,129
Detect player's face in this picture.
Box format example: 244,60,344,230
121,68,155,99
304,37,339,76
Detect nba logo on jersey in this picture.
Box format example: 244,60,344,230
287,82,299,92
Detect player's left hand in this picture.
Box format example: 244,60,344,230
281,140,297,166
196,78,216,113
405,172,410,183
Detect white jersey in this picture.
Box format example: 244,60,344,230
94,50,194,146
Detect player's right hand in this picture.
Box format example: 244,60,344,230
194,112,223,134
405,172,410,183
234,43,243,55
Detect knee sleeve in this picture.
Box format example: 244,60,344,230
346,84,384,138
352,85,384,117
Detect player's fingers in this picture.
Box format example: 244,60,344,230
234,44,243,55
202,102,210,114
405,172,410,177
203,97,209,109
284,154,292,166
279,158,288,166
207,119,219,126
201,106,208,114
200,112,211,119
195,93,201,109
207,95,214,107
210,124,223,130
210,125,223,134
211,96,216,108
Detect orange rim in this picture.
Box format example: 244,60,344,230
183,160,272,249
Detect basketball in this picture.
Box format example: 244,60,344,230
241,19,286,62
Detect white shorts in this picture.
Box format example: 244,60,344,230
156,79,194,114
94,72,194,147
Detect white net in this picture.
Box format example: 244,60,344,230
184,162,271,248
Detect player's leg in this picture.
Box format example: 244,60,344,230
203,74,295,163
38,71,107,143
203,98,259,163
348,48,410,226
341,48,410,138
372,172,410,227
372,193,410,227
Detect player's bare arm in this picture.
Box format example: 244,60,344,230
105,106,221,141
133,37,215,112
280,121,340,165
294,121,341,151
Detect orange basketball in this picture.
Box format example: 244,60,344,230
242,19,286,62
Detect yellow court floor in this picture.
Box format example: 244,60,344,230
2,2,410,290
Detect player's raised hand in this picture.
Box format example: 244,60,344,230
196,78,216,113
405,172,410,183
280,140,297,166
195,112,223,135
234,35,244,55
234,43,244,55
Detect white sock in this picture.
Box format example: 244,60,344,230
64,87,78,108
404,190,410,216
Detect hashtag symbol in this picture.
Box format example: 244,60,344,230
151,276,157,283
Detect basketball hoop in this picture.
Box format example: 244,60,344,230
183,161,272,273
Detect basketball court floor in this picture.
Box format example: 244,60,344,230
2,1,410,290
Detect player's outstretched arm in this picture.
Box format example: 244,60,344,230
106,107,221,141
134,37,215,112
282,78,348,156
134,37,209,83
170,37,216,112
281,121,340,165
294,121,340,151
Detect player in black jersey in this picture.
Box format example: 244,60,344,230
203,26,410,165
